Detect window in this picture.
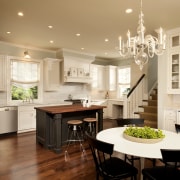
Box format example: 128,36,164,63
117,67,131,98
9,59,41,103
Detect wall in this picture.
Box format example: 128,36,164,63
0,41,109,105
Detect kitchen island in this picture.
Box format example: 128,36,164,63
35,104,106,153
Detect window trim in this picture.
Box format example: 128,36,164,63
7,56,43,105
117,66,131,98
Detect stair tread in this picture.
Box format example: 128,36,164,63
139,105,157,108
134,112,157,116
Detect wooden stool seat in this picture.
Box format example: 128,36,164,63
83,118,97,137
83,118,97,123
67,120,83,125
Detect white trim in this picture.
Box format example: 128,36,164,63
0,41,55,53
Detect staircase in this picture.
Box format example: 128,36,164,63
134,89,158,128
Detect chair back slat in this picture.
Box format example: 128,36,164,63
161,149,180,166
175,124,180,133
116,118,144,127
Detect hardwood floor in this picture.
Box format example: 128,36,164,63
0,119,162,180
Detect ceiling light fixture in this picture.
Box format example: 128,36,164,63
24,50,31,59
118,0,166,70
18,12,24,16
126,8,133,14
48,25,53,29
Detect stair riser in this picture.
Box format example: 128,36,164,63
148,101,157,106
139,114,157,121
150,94,157,100
143,107,157,113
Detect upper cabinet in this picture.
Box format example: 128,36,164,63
167,29,180,94
91,64,117,91
57,49,95,83
43,58,62,91
105,65,117,91
91,64,106,91
0,55,6,91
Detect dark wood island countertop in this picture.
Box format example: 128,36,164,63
34,104,106,114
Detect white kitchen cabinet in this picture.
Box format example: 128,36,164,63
0,55,6,91
167,29,180,93
57,49,94,83
91,65,117,91
107,100,123,119
105,65,117,91
164,109,177,132
43,58,62,91
91,64,106,91
18,106,36,133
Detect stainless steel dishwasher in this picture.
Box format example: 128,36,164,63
0,106,18,134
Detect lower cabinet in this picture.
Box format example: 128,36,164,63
18,106,36,133
107,100,124,119
164,109,177,132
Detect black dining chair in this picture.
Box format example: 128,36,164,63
175,123,180,133
142,149,180,180
116,118,144,166
85,132,138,180
116,118,144,127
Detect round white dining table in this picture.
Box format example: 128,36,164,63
96,127,180,180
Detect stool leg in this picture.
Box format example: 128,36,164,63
65,124,85,153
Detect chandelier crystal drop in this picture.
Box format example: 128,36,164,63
118,0,166,70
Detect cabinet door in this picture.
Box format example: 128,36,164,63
168,52,180,93
164,109,177,132
105,66,117,91
44,58,62,91
18,106,36,133
170,34,180,48
91,64,106,91
18,110,35,131
0,55,6,91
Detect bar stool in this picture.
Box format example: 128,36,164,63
65,120,85,156
83,117,97,137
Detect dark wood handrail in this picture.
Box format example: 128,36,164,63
127,74,145,98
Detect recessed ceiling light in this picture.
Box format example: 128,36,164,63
105,52,108,55
48,25,53,29
105,38,109,42
81,48,84,50
76,33,81,37
18,12,24,16
126,9,133,14
6,31,11,34
50,40,54,44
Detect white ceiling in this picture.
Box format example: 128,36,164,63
0,0,179,59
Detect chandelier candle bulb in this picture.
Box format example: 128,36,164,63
163,34,166,49
119,36,122,50
127,30,131,47
159,27,163,44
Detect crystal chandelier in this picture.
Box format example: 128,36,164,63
118,0,166,70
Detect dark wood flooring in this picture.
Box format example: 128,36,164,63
0,119,163,180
